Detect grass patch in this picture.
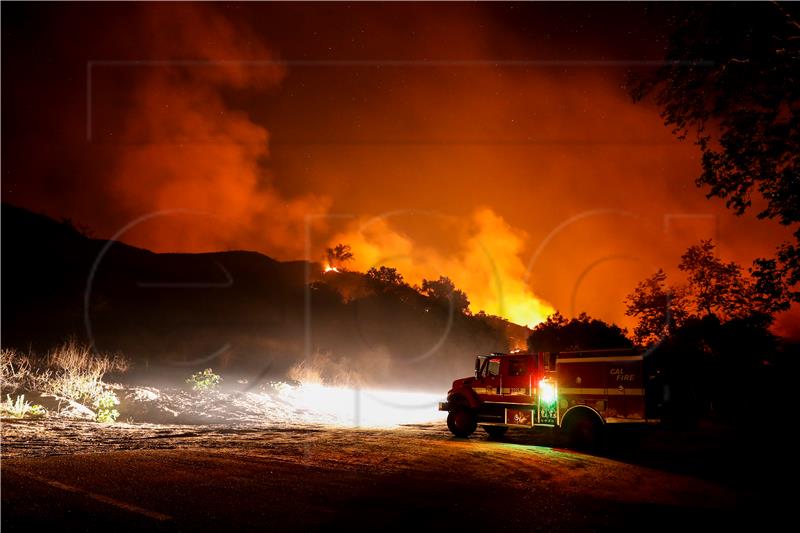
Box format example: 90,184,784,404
1,342,127,420
93,390,120,423
1,394,46,418
186,368,222,392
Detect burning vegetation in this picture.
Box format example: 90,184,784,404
327,209,555,328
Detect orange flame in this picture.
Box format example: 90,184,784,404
329,208,554,327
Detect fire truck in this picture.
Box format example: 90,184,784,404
438,349,655,444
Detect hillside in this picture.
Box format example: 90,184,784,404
2,204,527,388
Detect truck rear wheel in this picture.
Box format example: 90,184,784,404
447,408,477,438
482,425,508,439
564,412,603,448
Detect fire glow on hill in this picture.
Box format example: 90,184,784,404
328,209,555,328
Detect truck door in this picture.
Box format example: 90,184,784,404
482,357,502,397
501,357,534,401
606,359,645,419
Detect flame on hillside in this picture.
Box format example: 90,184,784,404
328,208,554,327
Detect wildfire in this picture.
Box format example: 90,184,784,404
273,382,445,428
328,209,555,328
324,264,340,273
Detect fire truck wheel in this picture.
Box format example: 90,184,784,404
564,413,602,448
482,425,508,439
447,408,477,438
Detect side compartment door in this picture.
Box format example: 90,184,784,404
557,358,609,422
606,359,645,419
500,358,535,426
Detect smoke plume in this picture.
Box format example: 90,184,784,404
92,5,330,256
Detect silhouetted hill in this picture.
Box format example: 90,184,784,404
2,204,522,388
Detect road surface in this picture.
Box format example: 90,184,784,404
0,420,787,531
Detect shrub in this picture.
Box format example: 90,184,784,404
1,343,128,418
93,390,120,423
1,349,35,392
42,342,128,405
186,368,222,391
1,394,46,418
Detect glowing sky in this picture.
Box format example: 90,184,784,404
3,3,797,335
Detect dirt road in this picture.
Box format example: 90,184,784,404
0,420,785,531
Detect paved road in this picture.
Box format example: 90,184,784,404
0,422,786,531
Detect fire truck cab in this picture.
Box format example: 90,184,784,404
439,349,650,444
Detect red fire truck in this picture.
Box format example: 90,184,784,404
438,349,654,444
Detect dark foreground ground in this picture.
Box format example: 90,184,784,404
0,420,790,532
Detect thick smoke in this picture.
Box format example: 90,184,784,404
94,5,330,256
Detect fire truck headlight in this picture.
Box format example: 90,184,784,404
539,380,556,405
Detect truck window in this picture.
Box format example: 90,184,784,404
487,358,501,377
508,360,527,376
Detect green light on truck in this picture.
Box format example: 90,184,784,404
539,380,557,405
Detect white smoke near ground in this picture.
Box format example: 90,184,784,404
280,353,445,427
287,353,368,388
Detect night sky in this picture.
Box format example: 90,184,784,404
3,2,797,334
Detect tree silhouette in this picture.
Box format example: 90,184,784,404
420,276,470,314
626,240,787,345
678,240,752,319
750,257,794,314
325,243,354,269
366,266,404,287
527,312,632,353
624,269,689,345
630,2,800,301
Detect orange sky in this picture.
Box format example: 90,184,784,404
3,3,797,336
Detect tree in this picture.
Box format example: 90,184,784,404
626,240,783,342
624,269,689,346
419,276,470,314
630,3,800,300
325,243,354,269
366,266,404,287
750,257,794,314
527,312,632,353
678,240,753,319
526,312,568,352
